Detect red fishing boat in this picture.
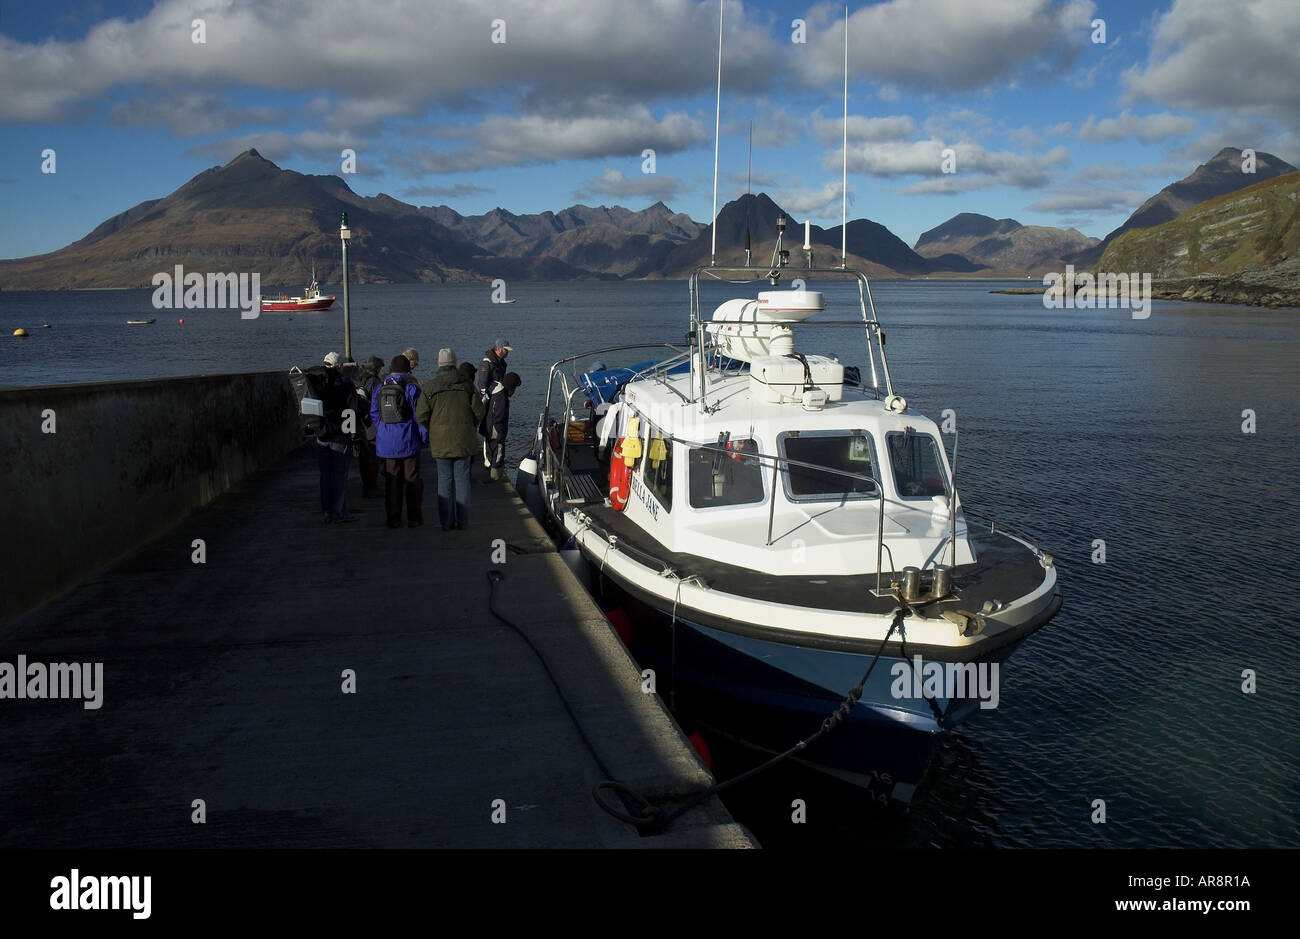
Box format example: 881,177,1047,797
259,269,336,313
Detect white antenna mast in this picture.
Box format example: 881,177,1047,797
710,0,723,267
841,5,849,269
745,119,752,267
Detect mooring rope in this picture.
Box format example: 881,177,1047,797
486,566,912,832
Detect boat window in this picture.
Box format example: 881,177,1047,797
779,432,879,501
886,431,950,499
688,438,765,509
643,427,673,511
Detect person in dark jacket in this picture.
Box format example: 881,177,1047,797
403,348,421,385
371,354,428,528
475,339,511,467
480,371,521,481
475,339,511,396
418,348,486,530
356,355,385,497
315,351,359,523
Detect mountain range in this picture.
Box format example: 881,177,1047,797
0,146,1295,289
1067,147,1297,268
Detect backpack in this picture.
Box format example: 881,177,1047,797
379,377,412,424
290,365,329,436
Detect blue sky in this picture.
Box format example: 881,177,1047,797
1,0,1297,260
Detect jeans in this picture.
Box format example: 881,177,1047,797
317,441,351,520
435,457,471,528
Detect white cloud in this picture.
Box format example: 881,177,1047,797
0,0,780,124
1078,110,1199,144
797,0,1096,91
833,140,1071,191
1122,0,1300,126
772,181,850,219
814,115,916,145
572,168,689,203
392,108,709,174
187,129,362,164
1165,119,1300,166
1025,190,1147,213
109,94,280,137
722,104,809,148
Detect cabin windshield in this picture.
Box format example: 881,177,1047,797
689,438,765,508
886,431,950,499
779,431,879,501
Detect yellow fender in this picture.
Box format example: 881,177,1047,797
622,416,643,465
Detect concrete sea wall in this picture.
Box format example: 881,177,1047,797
0,371,301,626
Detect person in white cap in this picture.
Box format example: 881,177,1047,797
476,338,512,467
315,351,357,523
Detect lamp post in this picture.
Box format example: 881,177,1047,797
340,212,353,360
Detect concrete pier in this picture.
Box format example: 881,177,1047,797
0,443,754,848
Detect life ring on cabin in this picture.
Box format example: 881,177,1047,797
609,438,631,510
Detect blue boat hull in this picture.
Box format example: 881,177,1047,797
611,589,1018,809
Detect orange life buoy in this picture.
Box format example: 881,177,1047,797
609,438,631,510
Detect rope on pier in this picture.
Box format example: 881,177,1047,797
487,568,912,833
485,570,657,827
608,603,910,833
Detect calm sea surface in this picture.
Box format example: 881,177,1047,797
2,280,1297,847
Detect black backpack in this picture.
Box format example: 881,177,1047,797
291,366,332,436
379,377,412,424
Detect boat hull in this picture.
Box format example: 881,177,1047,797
258,297,336,313
589,565,1031,809
515,451,1056,809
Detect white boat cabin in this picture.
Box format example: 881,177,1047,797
596,311,975,577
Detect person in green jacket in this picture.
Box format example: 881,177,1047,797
416,348,486,530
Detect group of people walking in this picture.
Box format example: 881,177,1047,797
309,340,521,531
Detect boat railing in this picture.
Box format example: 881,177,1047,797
539,342,688,496
688,263,894,405
541,342,688,417
960,507,1044,556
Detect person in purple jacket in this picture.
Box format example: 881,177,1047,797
370,353,429,528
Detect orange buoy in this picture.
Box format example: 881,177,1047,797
609,438,631,510
12,328,28,337
178,318,184,324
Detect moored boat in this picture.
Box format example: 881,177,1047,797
516,217,1062,809
259,269,336,313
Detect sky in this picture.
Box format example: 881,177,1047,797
1,0,1297,260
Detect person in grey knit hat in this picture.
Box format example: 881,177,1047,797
417,348,485,530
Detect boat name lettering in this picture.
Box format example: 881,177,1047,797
629,472,659,521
